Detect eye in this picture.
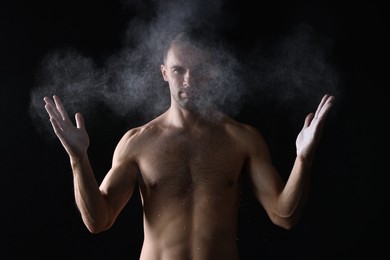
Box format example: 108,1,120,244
171,67,186,75
172,67,185,74
193,67,212,78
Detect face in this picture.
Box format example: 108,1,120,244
161,44,215,111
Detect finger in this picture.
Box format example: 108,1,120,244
303,112,314,128
49,117,64,137
317,95,334,117
317,98,334,122
75,112,86,130
314,94,329,119
44,101,62,122
43,96,53,105
44,96,61,119
313,97,334,133
53,95,71,122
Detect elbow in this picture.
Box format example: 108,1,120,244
83,217,114,234
274,220,297,230
268,201,305,230
86,225,106,234
86,223,112,234
270,213,299,230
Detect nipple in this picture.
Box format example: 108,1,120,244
150,181,158,190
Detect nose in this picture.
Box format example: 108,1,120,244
183,71,192,88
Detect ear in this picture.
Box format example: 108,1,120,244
161,64,168,81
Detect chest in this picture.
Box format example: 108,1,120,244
137,131,245,192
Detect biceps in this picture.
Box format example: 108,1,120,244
247,158,284,209
100,161,138,216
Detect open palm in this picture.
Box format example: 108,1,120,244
296,94,334,160
44,95,90,159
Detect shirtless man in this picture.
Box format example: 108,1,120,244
43,31,334,260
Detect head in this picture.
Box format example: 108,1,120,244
161,31,219,112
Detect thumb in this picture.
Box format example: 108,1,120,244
303,112,314,128
75,112,86,130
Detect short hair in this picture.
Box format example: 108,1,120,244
162,28,220,63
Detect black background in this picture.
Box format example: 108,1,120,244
1,0,388,259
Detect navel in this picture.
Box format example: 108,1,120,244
226,178,234,187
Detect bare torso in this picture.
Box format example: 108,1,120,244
130,113,249,260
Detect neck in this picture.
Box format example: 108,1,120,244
166,102,223,129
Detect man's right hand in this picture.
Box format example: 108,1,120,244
44,95,90,159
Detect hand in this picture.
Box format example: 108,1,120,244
44,95,90,159
296,94,334,161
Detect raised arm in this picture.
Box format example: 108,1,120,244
246,94,334,230
44,95,138,233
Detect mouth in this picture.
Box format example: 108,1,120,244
179,90,196,98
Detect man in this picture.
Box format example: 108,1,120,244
43,31,334,260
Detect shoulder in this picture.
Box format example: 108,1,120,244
119,120,164,147
112,115,162,155
223,117,269,154
224,117,263,141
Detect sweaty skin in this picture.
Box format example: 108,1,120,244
43,33,334,260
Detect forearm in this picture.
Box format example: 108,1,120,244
274,156,312,228
70,154,112,233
